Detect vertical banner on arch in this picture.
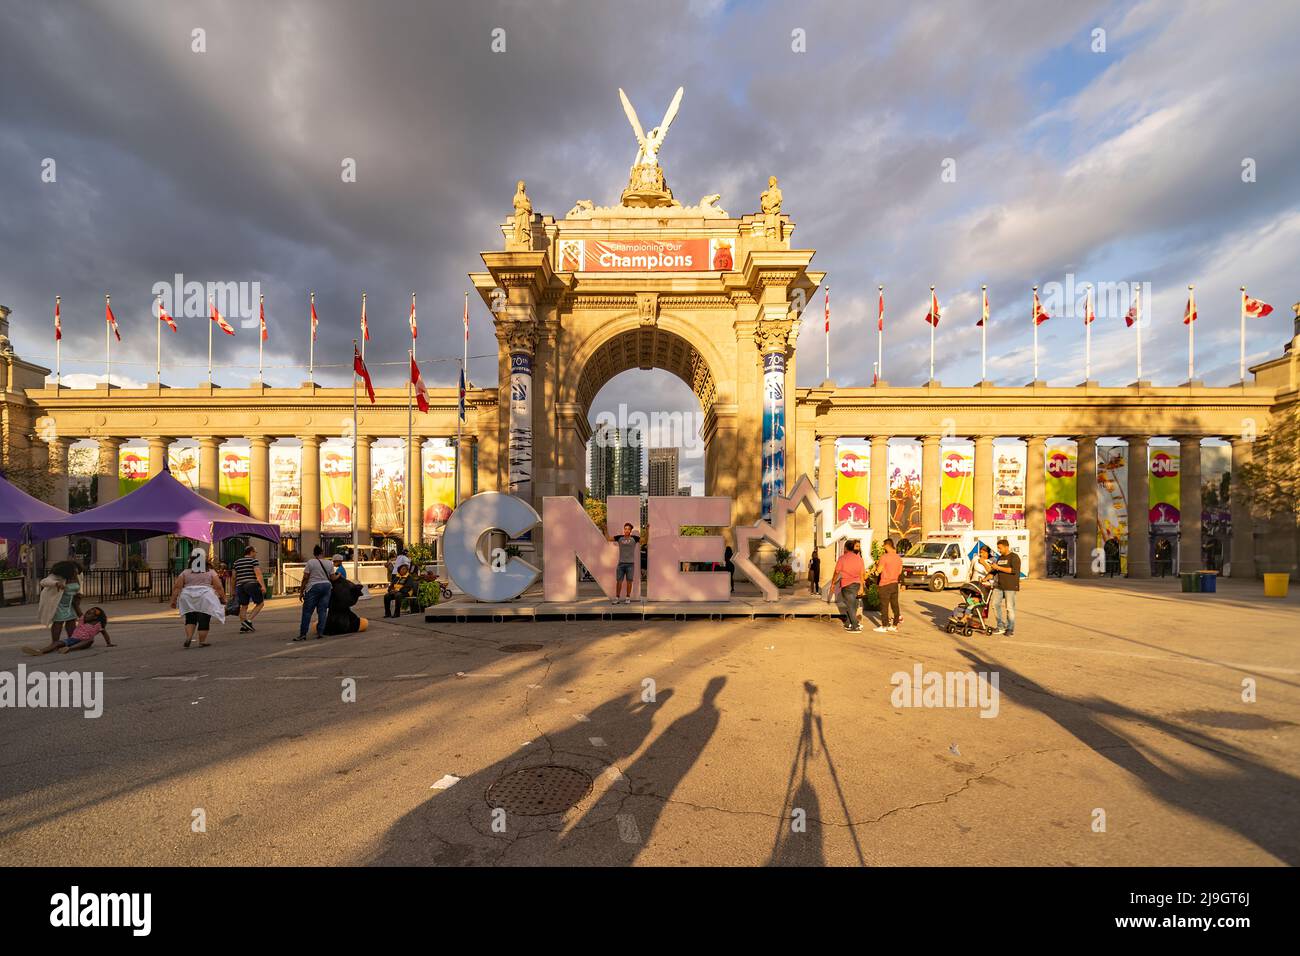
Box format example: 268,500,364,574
168,446,199,490
269,444,301,533
761,351,786,520
993,445,1026,529
1097,444,1129,567
319,442,353,533
940,447,973,529
422,440,457,538
218,446,250,516
118,447,149,496
888,443,922,540
1045,446,1078,531
835,444,870,525
508,352,533,501
370,444,406,537
1149,446,1181,531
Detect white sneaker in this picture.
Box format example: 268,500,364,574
610,597,620,604
886,625,898,633
873,626,888,633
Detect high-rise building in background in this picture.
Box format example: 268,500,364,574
647,447,680,497
587,424,643,500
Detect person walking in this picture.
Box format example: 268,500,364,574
989,538,1022,636
296,544,338,642
608,522,640,605
808,548,821,595
831,540,866,632
232,545,266,633
38,560,82,644
170,556,227,648
872,538,903,633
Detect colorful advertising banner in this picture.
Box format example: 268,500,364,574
320,442,353,533
835,444,870,525
270,444,301,533
371,444,406,536
940,447,973,529
1149,445,1181,532
760,351,786,520
1045,445,1078,531
119,447,149,496
168,445,199,490
219,446,250,515
888,443,922,541
422,441,456,538
1097,444,1129,562
556,237,732,273
993,444,1026,529
508,352,533,501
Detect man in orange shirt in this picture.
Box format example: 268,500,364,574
831,540,866,632
873,538,903,633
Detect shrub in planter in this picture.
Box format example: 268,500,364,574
414,579,441,609
768,564,796,588
861,582,881,611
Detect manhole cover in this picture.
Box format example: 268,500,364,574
499,643,545,653
486,765,593,816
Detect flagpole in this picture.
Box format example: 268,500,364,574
360,292,366,361
824,285,830,382
1085,285,1092,381
352,337,359,581
407,346,414,548
1239,285,1247,383
104,294,111,387
460,290,469,503
208,297,214,386
929,285,936,382
156,294,163,385
55,295,61,389
309,292,316,384
1032,285,1039,382
1188,284,1195,382
877,284,883,384
1135,287,1143,382
258,293,265,382
980,284,987,382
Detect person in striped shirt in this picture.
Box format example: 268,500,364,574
232,545,266,633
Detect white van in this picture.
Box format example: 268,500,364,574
899,529,1030,591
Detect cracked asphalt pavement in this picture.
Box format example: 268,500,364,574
1,577,1297,866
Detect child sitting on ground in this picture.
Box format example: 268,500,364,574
23,607,113,655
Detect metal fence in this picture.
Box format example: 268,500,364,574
77,569,176,603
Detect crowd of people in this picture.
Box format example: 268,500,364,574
18,545,431,654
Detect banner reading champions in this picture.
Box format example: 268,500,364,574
760,351,786,519
835,443,870,525
940,447,973,529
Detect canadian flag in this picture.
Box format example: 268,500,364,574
259,299,268,341
409,294,418,341
410,354,429,412
354,343,375,404
105,299,121,341
924,289,941,327
1124,289,1140,327
360,296,369,342
310,297,319,341
977,288,988,328
54,298,61,341
877,288,884,332
210,299,235,335
158,297,177,332
1083,289,1095,325
1183,290,1197,325
1033,290,1051,326
1243,294,1273,318
463,294,469,343
824,287,830,334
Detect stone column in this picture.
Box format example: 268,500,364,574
46,437,73,560
198,436,222,503
1125,435,1151,578
145,436,172,568
248,436,272,565
299,436,321,558
407,437,424,547
1178,436,1202,575
1075,436,1098,578
973,435,995,529
458,435,478,503
1024,435,1048,578
818,434,837,573
354,436,371,545
502,321,537,508
869,435,890,536
921,435,941,534
1229,437,1255,578
94,437,123,568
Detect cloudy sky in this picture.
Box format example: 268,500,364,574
3,0,1298,492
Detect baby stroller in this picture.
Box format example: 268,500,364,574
944,582,996,636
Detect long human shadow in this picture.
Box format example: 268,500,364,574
768,680,866,866
366,684,674,865
958,649,1300,864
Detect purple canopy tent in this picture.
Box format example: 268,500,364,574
0,474,69,543
24,469,281,545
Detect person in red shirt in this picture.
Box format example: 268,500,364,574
873,538,903,633
831,540,866,632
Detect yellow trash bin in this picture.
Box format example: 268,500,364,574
1263,573,1289,598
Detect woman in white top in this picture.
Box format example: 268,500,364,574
170,556,227,648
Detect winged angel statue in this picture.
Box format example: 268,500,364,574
619,86,684,169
